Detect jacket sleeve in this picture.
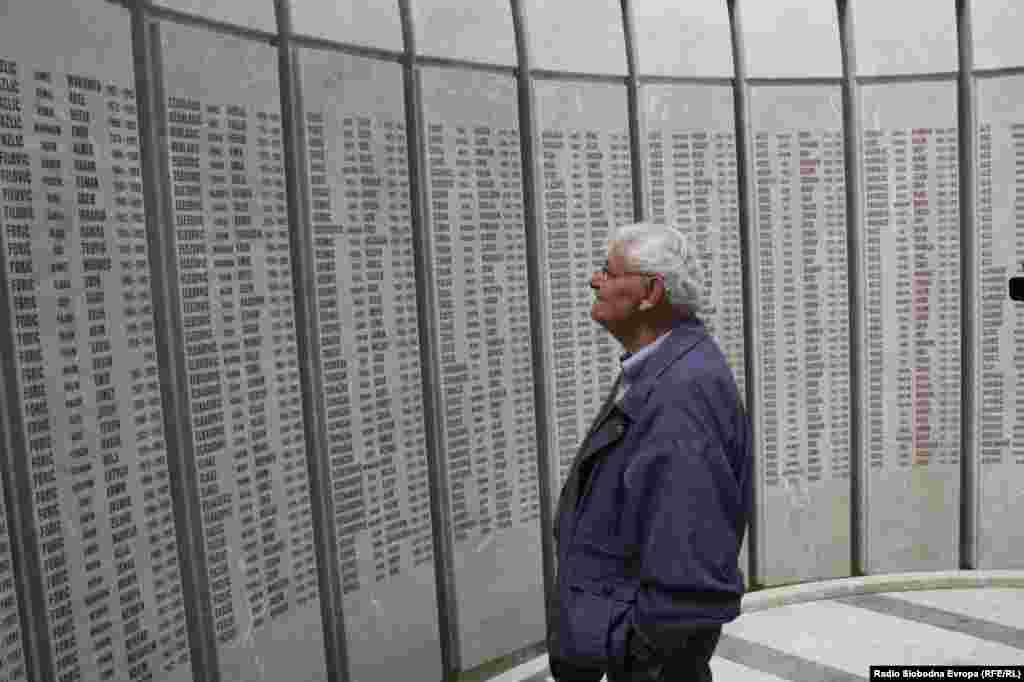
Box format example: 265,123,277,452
620,415,748,658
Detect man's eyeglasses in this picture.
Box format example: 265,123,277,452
597,261,660,284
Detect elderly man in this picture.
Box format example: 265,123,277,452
547,222,752,682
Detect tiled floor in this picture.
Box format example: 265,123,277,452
508,589,1024,682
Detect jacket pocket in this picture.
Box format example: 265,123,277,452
563,580,636,666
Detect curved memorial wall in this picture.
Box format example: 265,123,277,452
0,1,1021,682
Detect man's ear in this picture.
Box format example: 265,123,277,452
638,276,663,311
645,276,669,308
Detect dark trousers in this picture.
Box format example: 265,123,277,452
551,625,722,682
610,624,721,682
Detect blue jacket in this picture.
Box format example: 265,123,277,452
548,318,752,670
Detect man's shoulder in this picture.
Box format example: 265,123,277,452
646,340,747,449
655,334,744,418
662,330,732,384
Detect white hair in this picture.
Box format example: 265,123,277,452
611,221,705,314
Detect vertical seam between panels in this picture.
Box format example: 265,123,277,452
397,0,461,678
272,1,351,679
132,5,222,680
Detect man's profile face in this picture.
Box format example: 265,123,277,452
589,243,652,332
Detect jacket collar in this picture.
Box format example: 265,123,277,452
617,317,707,422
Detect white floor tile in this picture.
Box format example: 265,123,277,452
711,656,796,682
722,599,1024,674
